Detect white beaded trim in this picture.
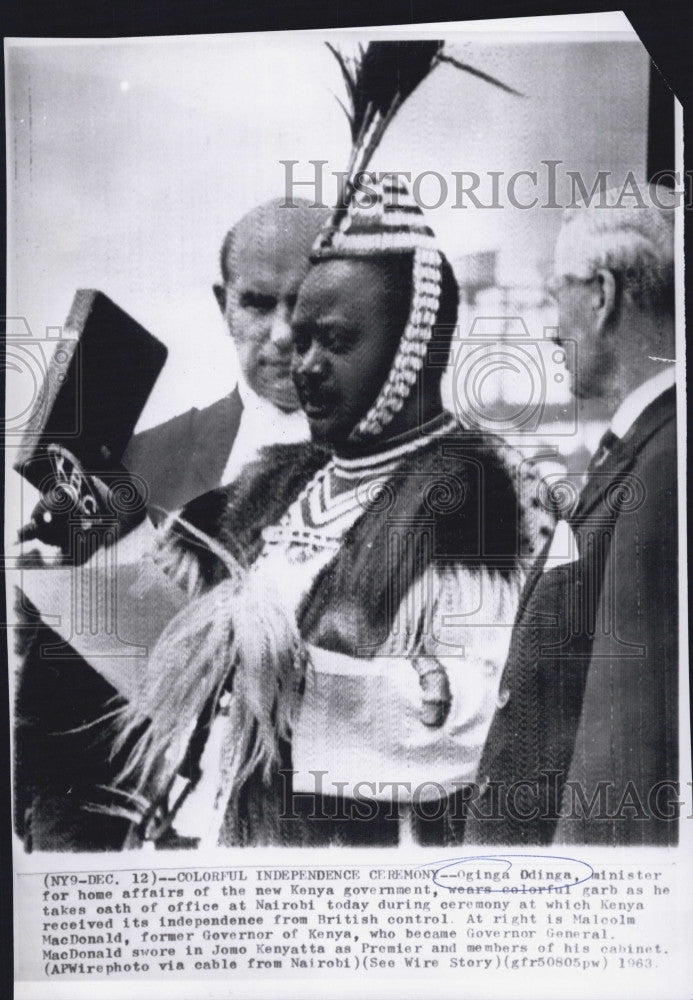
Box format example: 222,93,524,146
334,413,457,478
259,411,459,553
351,246,443,440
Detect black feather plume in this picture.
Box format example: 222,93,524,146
436,52,524,97
326,41,442,144
322,39,521,241
327,39,520,147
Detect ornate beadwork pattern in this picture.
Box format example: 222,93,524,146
260,412,457,560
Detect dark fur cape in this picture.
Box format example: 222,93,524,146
166,427,545,658
15,427,548,851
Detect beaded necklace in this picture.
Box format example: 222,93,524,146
260,411,458,559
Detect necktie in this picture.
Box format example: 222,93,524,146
585,428,619,480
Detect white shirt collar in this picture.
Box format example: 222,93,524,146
235,371,285,415
609,366,676,440
221,374,309,485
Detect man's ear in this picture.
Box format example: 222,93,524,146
594,268,617,331
213,283,227,314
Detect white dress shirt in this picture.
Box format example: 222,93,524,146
220,375,309,485
609,365,676,440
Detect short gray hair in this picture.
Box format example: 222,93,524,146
554,184,675,316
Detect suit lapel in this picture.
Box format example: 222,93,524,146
571,386,676,524
570,437,636,524
467,386,677,843
189,387,243,497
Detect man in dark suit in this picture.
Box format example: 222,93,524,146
465,186,678,846
121,197,327,514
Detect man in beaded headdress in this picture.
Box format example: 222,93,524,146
103,166,551,849
102,41,550,847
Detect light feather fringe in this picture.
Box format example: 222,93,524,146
108,519,308,833
149,510,248,598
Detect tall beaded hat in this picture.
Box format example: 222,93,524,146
312,41,520,439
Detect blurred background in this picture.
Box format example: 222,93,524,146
6,25,669,497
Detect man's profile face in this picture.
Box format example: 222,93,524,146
214,204,323,412
291,258,407,444
550,268,614,402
